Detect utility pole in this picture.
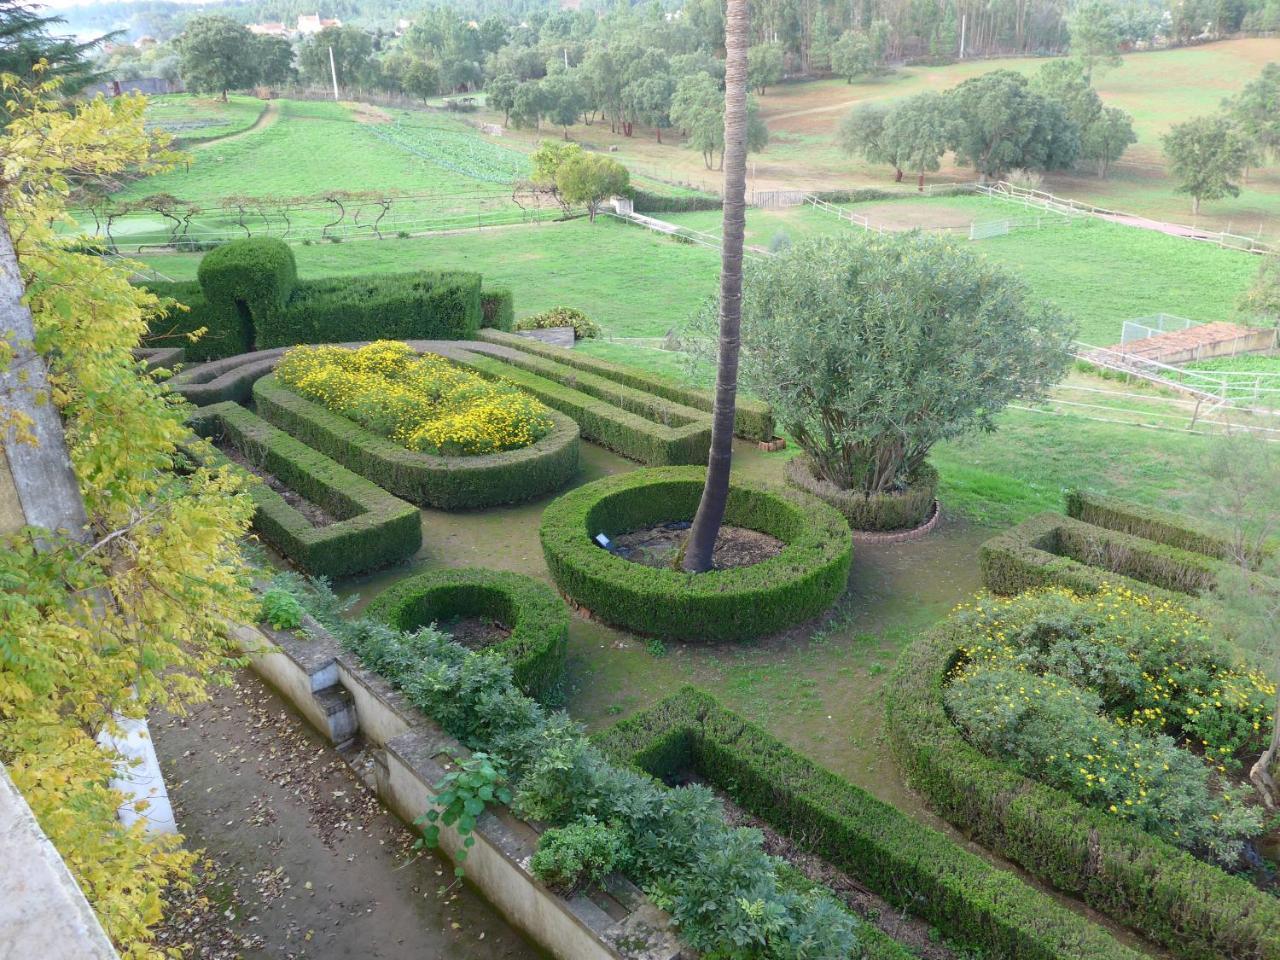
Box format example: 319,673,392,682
959,13,967,59
329,45,340,100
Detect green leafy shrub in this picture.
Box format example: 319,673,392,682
365,566,569,703
539,466,852,641
530,818,625,893
188,401,421,577
515,306,601,340
885,588,1280,960
253,372,580,509
258,587,304,630
420,752,512,877
478,329,774,441
480,286,514,331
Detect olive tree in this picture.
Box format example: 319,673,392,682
691,232,1074,495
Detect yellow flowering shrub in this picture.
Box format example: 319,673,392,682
276,341,554,455
944,586,1270,863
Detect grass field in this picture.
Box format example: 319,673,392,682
144,94,267,142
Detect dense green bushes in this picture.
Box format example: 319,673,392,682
365,567,568,703
188,402,420,578
460,352,711,465
979,512,1224,597
141,238,483,359
478,329,775,441
253,373,579,509
596,687,1144,960
786,458,937,531
480,287,514,331
539,467,851,641
886,595,1280,960
628,189,722,213
514,306,601,340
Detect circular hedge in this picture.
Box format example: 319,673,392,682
539,466,852,642
884,611,1280,960
253,372,580,510
365,567,568,703
786,457,938,532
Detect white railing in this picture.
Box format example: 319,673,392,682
803,195,884,232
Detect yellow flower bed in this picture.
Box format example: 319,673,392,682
276,341,554,455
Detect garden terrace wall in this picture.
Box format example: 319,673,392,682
167,347,286,406
477,330,775,442
189,402,421,578
539,466,851,641
232,614,681,960
253,372,580,510
885,622,1280,960
365,567,568,703
595,687,1146,960
978,512,1226,599
458,351,710,466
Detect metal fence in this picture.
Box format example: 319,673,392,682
1120,313,1202,344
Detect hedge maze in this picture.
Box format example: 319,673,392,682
188,402,421,578
596,687,1146,960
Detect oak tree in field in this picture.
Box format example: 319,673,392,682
1163,115,1250,215
830,23,889,83
671,71,768,169
747,42,783,94
683,0,751,572
254,34,296,88
837,102,899,179
881,91,955,189
624,73,675,142
176,16,256,101
541,67,588,138
1082,106,1137,177
1068,0,1124,80
299,24,373,90
946,70,1080,181
486,72,519,124
556,152,630,222
1229,63,1280,175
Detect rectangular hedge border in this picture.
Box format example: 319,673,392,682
457,352,710,466
252,372,580,510
978,512,1223,599
1065,489,1275,565
478,329,774,442
188,402,421,578
167,348,287,406
480,287,514,331
595,687,1144,960
886,621,1280,960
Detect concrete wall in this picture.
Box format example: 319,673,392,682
0,764,120,960
237,619,681,960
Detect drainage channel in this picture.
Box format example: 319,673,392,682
152,669,546,959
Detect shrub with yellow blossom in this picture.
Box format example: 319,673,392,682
945,586,1271,864
276,341,553,456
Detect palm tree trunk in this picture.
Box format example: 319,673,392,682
683,0,749,574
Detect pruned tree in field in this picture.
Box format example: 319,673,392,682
555,153,629,222
830,23,889,84
1163,115,1250,215
1082,106,1137,177
747,42,783,94
624,73,675,143
486,72,519,124
945,70,1080,181
682,0,751,573
1229,63,1280,180
510,80,547,130
881,92,954,190
541,67,588,138
530,139,582,217
399,59,440,102
671,72,724,168
176,16,256,101
1068,0,1123,80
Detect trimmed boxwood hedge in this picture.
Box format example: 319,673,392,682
364,567,568,703
168,348,286,406
595,687,1145,960
979,512,1224,599
885,622,1280,960
459,352,710,466
539,466,851,641
253,372,580,510
1065,489,1275,565
144,280,249,361
188,402,421,578
629,189,723,213
477,330,775,442
197,236,297,332
480,287,514,331
786,458,938,532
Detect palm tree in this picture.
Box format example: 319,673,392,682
682,0,749,573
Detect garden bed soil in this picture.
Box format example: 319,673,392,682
706,784,957,960
217,440,338,527
442,615,513,650
612,521,784,570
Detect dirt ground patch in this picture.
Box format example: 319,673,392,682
346,101,393,124
217,440,338,527
152,671,542,960
855,201,974,232
613,521,784,570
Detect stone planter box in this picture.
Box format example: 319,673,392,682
234,616,680,960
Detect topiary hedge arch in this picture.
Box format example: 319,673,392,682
365,567,568,703
253,372,581,510
539,466,852,642
885,618,1280,960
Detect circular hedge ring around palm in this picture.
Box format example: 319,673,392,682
365,567,568,703
539,466,852,642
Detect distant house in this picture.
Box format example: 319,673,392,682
247,21,290,37
297,13,342,36
83,77,184,98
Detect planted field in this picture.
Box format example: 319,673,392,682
144,94,267,142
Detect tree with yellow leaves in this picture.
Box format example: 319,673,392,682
0,70,255,957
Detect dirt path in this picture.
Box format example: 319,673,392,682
195,101,280,149
152,670,543,960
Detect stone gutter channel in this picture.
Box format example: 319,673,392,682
235,613,682,960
